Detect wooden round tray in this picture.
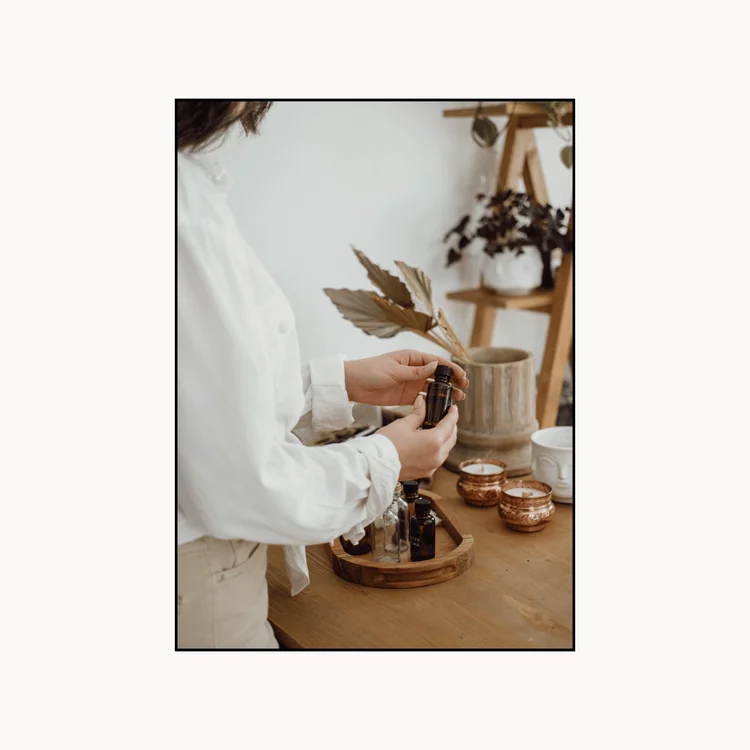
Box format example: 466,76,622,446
327,490,474,588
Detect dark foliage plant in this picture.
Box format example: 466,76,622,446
445,190,572,289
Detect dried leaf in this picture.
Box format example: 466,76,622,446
395,260,436,318
351,247,413,308
438,308,471,362
560,145,573,168
369,293,436,333
323,288,405,338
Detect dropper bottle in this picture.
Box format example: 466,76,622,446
402,480,420,517
422,364,453,429
409,497,436,562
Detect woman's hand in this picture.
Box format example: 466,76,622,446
343,349,468,407
377,396,459,480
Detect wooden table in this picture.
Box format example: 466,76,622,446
266,468,573,649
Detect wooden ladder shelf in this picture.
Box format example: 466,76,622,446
442,101,573,429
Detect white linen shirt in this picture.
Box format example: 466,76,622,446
177,150,401,595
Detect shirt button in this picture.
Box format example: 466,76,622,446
279,320,289,334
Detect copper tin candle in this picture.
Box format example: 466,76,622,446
498,479,554,532
457,458,508,507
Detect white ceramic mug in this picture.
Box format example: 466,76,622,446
531,426,572,503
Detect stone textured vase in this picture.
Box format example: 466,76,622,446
446,347,538,476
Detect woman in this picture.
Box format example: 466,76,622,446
177,101,467,648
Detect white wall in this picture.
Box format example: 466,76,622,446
218,101,572,372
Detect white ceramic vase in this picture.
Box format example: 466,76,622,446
531,426,573,503
482,246,543,296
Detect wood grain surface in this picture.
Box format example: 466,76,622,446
536,253,573,429
442,102,573,120
266,468,573,649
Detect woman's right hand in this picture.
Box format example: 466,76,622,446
376,395,459,480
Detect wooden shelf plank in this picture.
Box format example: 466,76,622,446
518,113,573,129
447,287,556,311
443,102,573,119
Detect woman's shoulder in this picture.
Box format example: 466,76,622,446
177,152,230,228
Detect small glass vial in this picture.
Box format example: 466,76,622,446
370,500,400,563
409,497,436,562
393,483,410,555
422,365,454,429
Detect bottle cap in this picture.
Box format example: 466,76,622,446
402,480,419,499
415,497,431,514
434,364,453,382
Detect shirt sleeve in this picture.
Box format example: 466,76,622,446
302,354,354,433
177,219,401,546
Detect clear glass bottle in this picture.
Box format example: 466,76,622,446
370,499,400,563
393,483,410,555
422,365,454,429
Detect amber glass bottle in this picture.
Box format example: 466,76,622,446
409,497,436,562
402,480,420,516
340,525,372,555
422,365,453,429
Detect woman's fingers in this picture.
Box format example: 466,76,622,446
439,426,459,463
402,350,469,387
397,361,438,381
433,405,459,441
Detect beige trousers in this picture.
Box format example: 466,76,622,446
177,536,279,649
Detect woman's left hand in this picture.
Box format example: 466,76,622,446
343,349,469,407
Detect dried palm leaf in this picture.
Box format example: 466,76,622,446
351,247,413,308
369,293,436,334
438,308,471,361
394,260,436,318
323,288,405,338
325,251,471,362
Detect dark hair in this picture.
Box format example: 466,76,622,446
176,100,272,152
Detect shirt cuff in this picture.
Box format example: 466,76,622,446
339,433,402,546
309,354,354,434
